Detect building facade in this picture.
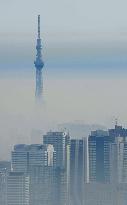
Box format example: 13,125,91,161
70,139,87,205
7,172,29,205
0,169,7,205
43,131,70,205
11,144,54,172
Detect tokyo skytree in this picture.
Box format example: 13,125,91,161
34,15,44,101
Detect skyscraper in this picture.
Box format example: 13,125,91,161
109,124,127,183
88,130,114,183
43,131,70,168
43,131,70,205
11,144,56,205
34,15,44,101
70,139,86,205
110,136,127,183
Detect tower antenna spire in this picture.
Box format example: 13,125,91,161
38,15,40,39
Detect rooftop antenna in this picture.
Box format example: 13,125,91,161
115,118,118,127
38,15,40,39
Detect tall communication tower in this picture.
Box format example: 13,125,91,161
34,15,44,101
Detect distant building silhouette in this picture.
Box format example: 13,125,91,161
109,124,127,138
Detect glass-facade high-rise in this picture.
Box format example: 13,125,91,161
88,130,114,183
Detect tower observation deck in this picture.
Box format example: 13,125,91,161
34,15,44,101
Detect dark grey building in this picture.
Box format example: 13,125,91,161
88,130,114,183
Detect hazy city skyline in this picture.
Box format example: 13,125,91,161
1,1,127,205
0,0,127,159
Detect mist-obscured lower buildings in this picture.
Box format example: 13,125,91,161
70,138,88,205
10,131,70,205
1,124,127,205
110,138,127,183
11,143,56,205
84,183,127,205
0,169,7,205
7,172,29,205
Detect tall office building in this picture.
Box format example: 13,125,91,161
12,144,55,172
43,131,70,168
7,172,29,205
70,139,88,205
110,136,127,183
34,15,44,101
88,130,114,183
11,144,56,205
43,131,70,205
109,124,127,183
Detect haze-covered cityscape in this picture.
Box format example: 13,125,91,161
1,0,127,205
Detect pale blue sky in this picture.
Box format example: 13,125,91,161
0,0,127,33
0,0,127,74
